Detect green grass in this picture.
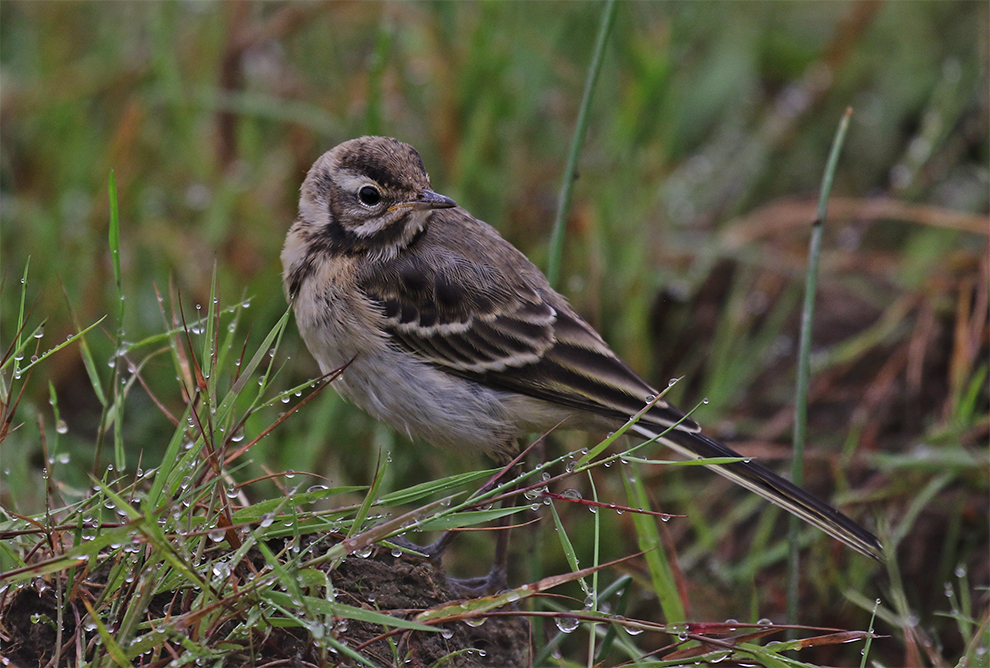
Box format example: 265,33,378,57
1,2,987,666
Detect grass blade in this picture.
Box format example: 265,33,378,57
546,0,617,288
787,107,853,627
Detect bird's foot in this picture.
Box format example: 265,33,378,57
446,563,508,598
387,531,457,562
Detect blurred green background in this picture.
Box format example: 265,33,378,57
2,1,987,664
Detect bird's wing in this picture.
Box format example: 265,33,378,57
358,226,698,432
358,218,882,561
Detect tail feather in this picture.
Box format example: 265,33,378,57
634,425,883,560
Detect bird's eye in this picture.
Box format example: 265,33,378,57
358,185,382,207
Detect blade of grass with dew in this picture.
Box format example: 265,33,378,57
346,451,389,542
144,403,195,508
231,486,366,522
416,552,643,625
576,391,672,467
414,505,522,532
80,598,131,667
549,500,587,593
546,0,617,288
262,591,437,633
253,306,292,402
202,263,219,411
787,107,853,628
316,497,453,564
95,478,216,595
377,468,495,506
622,455,750,466
589,470,601,611
622,463,685,623
255,532,314,619
9,317,106,379
114,559,170,649
47,382,63,458
2,258,31,403
108,170,128,471
123,300,248,354
859,597,881,668
15,258,30,349
2,320,41,376
593,575,633,663
214,295,249,378
215,306,292,422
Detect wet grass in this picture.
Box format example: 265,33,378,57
1,2,987,666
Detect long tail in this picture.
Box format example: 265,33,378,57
634,425,883,560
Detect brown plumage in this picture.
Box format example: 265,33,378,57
282,136,882,560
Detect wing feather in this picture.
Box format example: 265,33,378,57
358,218,698,431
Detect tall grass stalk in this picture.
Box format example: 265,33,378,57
787,108,853,627
546,0,617,288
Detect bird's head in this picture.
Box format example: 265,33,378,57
297,136,457,261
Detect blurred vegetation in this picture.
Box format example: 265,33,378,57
1,1,987,666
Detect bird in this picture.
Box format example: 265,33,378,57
281,135,883,564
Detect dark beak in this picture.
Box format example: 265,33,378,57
391,189,457,212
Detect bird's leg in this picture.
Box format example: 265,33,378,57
389,448,532,594
483,495,514,590
433,492,515,597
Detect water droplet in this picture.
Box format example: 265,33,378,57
626,626,643,636
464,617,486,627
308,484,328,493
55,420,68,435
555,616,580,634
757,618,773,626
561,488,582,501
702,397,709,404
259,514,275,528
645,394,656,403
355,545,373,558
